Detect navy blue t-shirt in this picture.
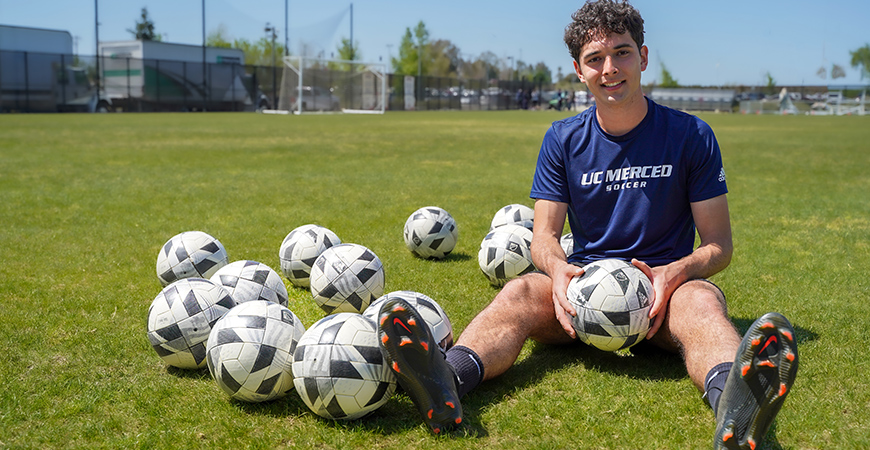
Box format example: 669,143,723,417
530,98,727,266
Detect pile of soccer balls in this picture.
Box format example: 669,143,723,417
146,224,452,421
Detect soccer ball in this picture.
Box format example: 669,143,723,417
146,278,236,369
206,301,306,402
363,291,453,350
309,243,385,314
292,313,397,420
156,231,229,287
402,206,459,259
279,225,341,288
490,203,534,231
478,224,535,287
561,233,574,257
565,259,653,352
210,260,288,306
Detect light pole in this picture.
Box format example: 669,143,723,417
265,23,277,108
284,0,289,57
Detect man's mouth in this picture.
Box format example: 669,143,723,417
602,80,624,89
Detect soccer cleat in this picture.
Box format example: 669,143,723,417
714,312,799,449
377,298,462,434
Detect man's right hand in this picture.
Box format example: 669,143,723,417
551,262,585,338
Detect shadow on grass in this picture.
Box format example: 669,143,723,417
731,316,818,345
166,366,212,380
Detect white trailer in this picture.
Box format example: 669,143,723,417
97,40,259,112
0,24,95,112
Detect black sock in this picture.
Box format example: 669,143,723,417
445,345,485,398
704,362,732,415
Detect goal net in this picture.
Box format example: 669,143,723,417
275,56,386,114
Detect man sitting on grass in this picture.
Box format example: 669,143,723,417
378,1,799,448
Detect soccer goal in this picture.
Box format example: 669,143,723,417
274,56,386,115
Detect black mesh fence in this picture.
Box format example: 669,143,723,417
1,49,556,113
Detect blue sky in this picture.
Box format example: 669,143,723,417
2,0,868,86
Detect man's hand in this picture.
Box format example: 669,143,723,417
551,262,585,338
631,258,684,339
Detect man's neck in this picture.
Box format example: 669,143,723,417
595,93,648,136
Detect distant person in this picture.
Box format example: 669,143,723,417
378,0,799,448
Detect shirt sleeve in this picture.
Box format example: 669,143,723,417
530,125,571,203
687,119,728,203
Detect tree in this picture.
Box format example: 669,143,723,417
850,44,870,80
336,37,359,61
233,37,285,66
127,7,161,41
763,71,777,94
428,39,460,77
207,24,233,49
659,62,679,88
392,21,430,76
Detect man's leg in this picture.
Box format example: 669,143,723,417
455,272,575,381
647,279,741,391
648,280,798,449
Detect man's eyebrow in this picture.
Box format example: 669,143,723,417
582,43,633,59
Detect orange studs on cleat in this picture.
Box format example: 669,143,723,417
392,305,406,312
779,383,788,396
751,338,761,346
420,341,429,351
748,438,757,450
760,322,774,330
722,431,734,442
782,330,794,341
407,317,417,326
742,365,751,376
455,417,462,424
392,361,400,373
399,336,412,346
445,402,455,409
432,427,441,434
381,335,389,344
428,409,434,419
379,315,388,326
786,353,796,362
758,361,776,369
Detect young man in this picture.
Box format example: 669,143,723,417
378,1,799,448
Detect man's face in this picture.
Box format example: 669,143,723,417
573,32,648,107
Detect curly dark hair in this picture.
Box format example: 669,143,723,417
564,0,645,63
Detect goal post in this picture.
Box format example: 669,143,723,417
276,56,387,115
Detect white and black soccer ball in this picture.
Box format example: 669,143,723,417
363,291,454,350
146,278,236,369
292,313,397,420
402,206,459,260
478,224,535,287
156,231,229,287
560,233,574,257
206,301,306,402
210,260,288,306
566,259,653,352
490,203,534,232
309,244,385,314
279,225,341,288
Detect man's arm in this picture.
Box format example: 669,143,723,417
634,193,733,337
531,199,585,337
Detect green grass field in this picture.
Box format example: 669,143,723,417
1,110,868,449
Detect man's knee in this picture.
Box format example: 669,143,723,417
672,279,728,311
494,273,552,311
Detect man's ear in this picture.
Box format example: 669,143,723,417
573,60,585,84
640,45,649,72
